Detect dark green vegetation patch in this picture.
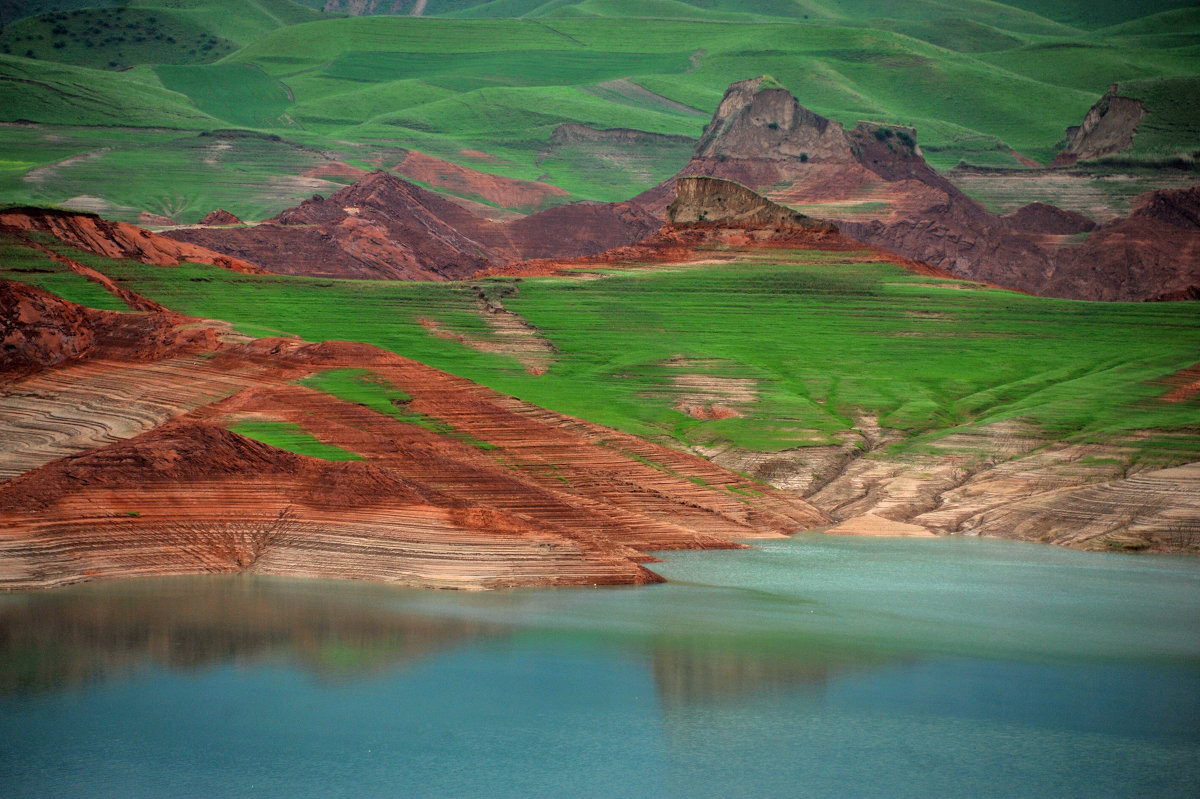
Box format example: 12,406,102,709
0,7,237,69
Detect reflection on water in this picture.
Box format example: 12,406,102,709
1,536,1198,798
0,577,504,693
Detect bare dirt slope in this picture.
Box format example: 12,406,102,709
0,208,261,274
166,171,658,280
0,286,826,591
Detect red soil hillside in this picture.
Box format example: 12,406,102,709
0,207,261,274
1043,186,1200,301
487,176,957,280
1002,203,1096,235
1,279,215,370
166,170,657,280
394,150,568,213
0,291,827,590
198,209,243,226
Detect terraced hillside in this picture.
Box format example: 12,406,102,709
0,1,1195,222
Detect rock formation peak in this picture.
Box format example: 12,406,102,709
1053,83,1146,165
694,76,852,163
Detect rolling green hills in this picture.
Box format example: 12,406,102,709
0,1,1194,223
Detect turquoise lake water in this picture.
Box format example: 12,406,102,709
1,534,1198,797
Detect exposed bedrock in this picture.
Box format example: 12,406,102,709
713,420,1200,553
635,77,1199,302
0,301,828,590
667,176,833,230
1052,84,1147,166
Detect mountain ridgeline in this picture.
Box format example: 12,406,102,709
146,76,1200,301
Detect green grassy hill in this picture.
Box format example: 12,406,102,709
6,235,1197,465
0,7,239,69
0,2,1194,220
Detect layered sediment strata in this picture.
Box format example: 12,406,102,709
716,418,1200,553
0,422,663,590
949,462,1200,551
0,290,827,590
0,207,260,274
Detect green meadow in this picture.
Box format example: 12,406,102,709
25,231,1199,463
0,1,1195,220
227,420,365,461
0,232,130,310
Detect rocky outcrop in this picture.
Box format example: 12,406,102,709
693,76,853,164
639,77,1198,302
0,207,261,274
667,176,830,229
167,170,658,280
1052,84,1146,166
198,209,243,226
0,279,214,371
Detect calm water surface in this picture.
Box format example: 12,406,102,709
1,534,1198,798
